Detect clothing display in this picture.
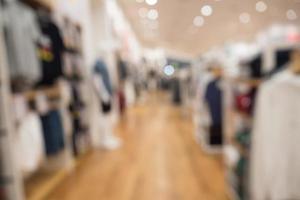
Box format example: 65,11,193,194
93,72,112,114
94,60,113,95
117,59,128,81
2,1,41,84
40,110,65,155
172,78,182,104
251,69,300,200
247,54,263,78
118,89,126,114
37,17,65,86
15,112,44,175
204,78,223,145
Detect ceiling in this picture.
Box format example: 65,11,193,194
118,0,300,57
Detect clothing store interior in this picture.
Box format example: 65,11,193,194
1,0,300,199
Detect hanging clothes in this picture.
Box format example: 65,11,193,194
37,17,65,86
94,60,113,95
117,59,128,81
93,70,112,114
2,1,41,85
172,78,182,104
251,69,300,200
204,78,223,145
40,110,65,155
15,112,44,175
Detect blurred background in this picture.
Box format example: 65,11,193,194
1,0,300,199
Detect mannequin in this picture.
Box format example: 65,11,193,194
93,53,121,150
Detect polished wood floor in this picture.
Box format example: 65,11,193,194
46,93,228,200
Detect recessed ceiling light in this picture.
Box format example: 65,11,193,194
147,9,159,20
193,16,204,27
256,1,267,13
164,65,175,76
145,0,158,6
239,13,251,24
286,9,297,20
201,5,213,16
138,7,148,18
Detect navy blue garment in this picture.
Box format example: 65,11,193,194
40,110,65,155
205,79,223,125
205,79,223,145
172,78,182,105
94,60,113,95
117,59,128,81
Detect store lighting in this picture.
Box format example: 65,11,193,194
287,9,297,20
201,5,213,16
145,0,158,6
164,65,175,76
193,16,204,27
139,7,148,18
147,9,159,20
239,13,251,24
256,1,267,13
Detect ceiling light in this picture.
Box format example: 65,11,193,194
256,1,267,13
193,16,204,27
147,9,159,20
239,13,251,24
138,7,148,18
201,5,213,16
145,0,158,6
286,9,297,20
164,65,175,76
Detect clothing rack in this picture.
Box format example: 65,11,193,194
0,1,89,199
0,1,24,199
223,43,296,200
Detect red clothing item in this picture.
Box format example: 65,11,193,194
118,90,126,114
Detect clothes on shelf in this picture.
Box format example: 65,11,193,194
250,69,300,200
2,1,41,86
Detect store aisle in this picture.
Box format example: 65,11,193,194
47,93,228,200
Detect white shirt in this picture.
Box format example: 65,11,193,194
251,69,300,200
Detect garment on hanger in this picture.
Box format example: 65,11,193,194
251,69,300,200
2,1,41,85
15,112,44,175
247,54,263,78
40,110,65,155
204,78,223,145
117,59,128,81
172,78,182,104
94,60,113,95
37,17,65,86
93,72,112,114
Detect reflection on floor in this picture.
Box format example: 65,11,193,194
47,93,228,200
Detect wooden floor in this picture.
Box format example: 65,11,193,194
46,93,228,200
